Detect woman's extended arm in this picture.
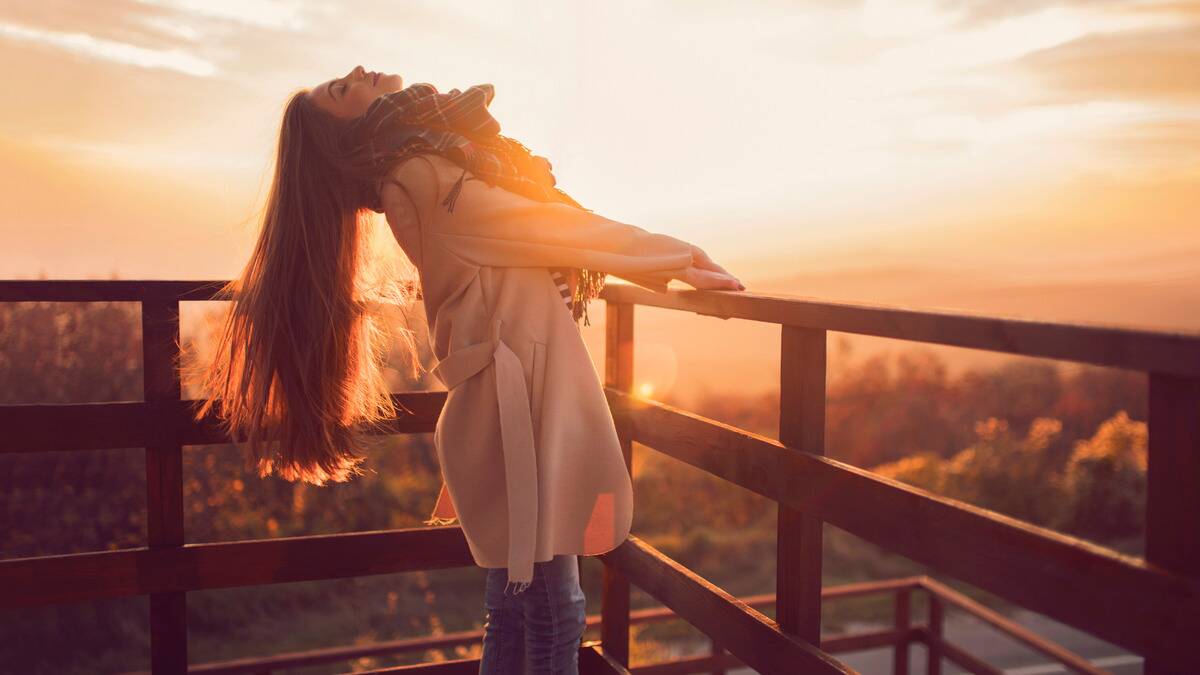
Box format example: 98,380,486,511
385,154,743,293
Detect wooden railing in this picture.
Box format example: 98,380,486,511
115,576,1108,675
1,279,1197,674
596,283,1200,675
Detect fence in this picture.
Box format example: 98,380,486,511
1,278,1197,674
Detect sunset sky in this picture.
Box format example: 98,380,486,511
3,1,1198,326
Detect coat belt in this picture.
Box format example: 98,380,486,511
431,316,538,594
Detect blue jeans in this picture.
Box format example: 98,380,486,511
479,553,587,674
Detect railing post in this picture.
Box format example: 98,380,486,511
1145,373,1200,675
143,294,187,674
601,301,635,667
894,587,910,675
926,593,942,675
776,326,826,646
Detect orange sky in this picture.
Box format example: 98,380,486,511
2,0,1197,279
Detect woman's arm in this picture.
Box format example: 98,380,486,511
385,154,743,293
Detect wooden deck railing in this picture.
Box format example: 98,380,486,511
114,576,1105,675
1,279,1197,674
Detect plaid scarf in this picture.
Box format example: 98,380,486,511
341,82,605,326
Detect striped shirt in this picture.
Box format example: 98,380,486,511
550,268,574,314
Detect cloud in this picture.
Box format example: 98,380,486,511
134,0,310,31
1,1,214,52
0,0,334,80
0,21,217,76
1015,25,1200,103
939,0,1131,26
1079,118,1200,173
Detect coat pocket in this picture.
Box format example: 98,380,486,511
530,340,547,434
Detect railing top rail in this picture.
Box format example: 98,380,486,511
0,278,421,307
599,282,1200,376
0,279,231,302
4,278,1199,375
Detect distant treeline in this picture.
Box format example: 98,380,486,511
678,343,1146,541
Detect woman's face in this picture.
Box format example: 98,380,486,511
308,65,404,119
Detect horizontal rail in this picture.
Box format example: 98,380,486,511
0,279,419,304
114,581,916,675
352,658,479,674
605,388,1200,673
0,279,232,303
5,278,1199,376
598,534,855,675
0,392,445,453
340,642,631,675
599,282,1200,376
109,572,1104,675
919,577,1105,675
0,526,473,609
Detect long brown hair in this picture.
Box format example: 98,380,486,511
186,90,423,486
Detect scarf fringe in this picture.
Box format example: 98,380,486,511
441,167,469,213
571,269,607,327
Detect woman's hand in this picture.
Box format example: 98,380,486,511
681,245,745,291
682,264,745,291
689,245,730,275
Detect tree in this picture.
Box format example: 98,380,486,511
1058,411,1146,538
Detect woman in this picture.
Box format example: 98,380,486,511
192,65,744,674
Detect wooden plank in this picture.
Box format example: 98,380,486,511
188,627,486,674
598,282,1200,377
0,392,445,453
601,300,635,669
349,657,480,674
894,587,911,675
0,527,475,608
0,279,420,304
1146,373,1200,675
920,577,1105,675
597,534,855,675
623,629,917,675
622,578,921,624
8,277,1200,376
0,279,226,302
142,296,186,675
927,595,943,675
822,576,923,600
776,325,826,644
604,390,1200,673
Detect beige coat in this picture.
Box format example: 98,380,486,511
379,153,694,592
